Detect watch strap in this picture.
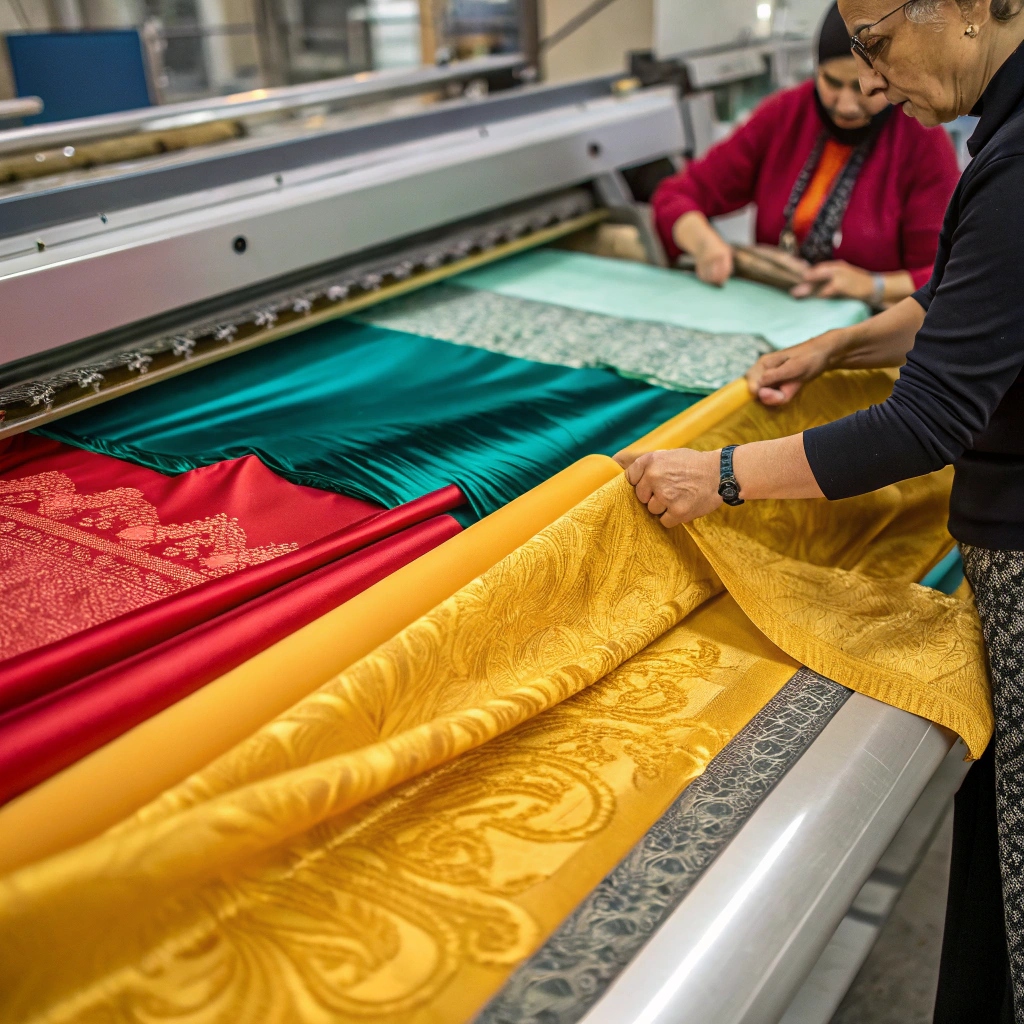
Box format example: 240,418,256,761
870,272,886,308
718,445,744,506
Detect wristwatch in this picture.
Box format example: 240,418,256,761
718,445,745,506
870,273,886,308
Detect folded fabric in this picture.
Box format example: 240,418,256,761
38,321,699,518
353,282,771,393
0,434,381,659
0,454,622,875
0,483,464,714
0,370,988,1024
456,248,870,349
0,514,462,808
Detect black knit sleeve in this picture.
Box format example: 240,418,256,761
804,152,1024,499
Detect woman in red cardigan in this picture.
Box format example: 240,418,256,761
652,3,960,307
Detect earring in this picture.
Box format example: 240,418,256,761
965,23,978,36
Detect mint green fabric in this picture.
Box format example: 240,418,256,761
353,283,771,394
455,249,870,349
39,320,698,520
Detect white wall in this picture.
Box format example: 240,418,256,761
654,0,831,56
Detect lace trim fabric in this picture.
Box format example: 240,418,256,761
354,283,772,394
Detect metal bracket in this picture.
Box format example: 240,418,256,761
593,169,668,267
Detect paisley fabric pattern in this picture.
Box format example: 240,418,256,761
961,545,1024,1020
353,283,771,394
480,667,852,1024
0,372,989,1024
0,434,383,661
0,456,625,880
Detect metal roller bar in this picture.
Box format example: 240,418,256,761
0,98,43,121
0,75,620,242
780,741,969,1024
0,56,524,157
580,695,957,1024
0,200,605,435
0,88,684,362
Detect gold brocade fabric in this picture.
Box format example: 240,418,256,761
0,371,990,1024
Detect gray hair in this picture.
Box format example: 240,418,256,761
905,0,1023,22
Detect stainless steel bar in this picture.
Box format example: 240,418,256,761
0,97,43,121
0,56,523,156
580,695,957,1024
778,740,969,1024
0,88,684,361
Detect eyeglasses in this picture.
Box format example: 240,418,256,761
850,0,915,67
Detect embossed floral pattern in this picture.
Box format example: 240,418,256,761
0,469,298,658
479,668,852,1024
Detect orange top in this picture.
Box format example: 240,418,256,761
792,138,854,242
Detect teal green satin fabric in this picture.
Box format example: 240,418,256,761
40,320,698,519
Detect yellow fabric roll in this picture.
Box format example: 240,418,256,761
624,376,751,454
0,455,620,877
0,370,989,1024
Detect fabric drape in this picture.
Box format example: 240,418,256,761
0,454,623,875
39,321,699,518
0,434,382,659
0,370,989,1024
0,483,464,714
0,514,462,807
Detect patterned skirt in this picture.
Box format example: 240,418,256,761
939,546,1024,1023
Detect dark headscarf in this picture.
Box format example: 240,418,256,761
817,2,854,65
777,1,893,260
813,1,892,145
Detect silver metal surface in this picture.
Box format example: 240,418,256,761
593,170,668,266
579,694,956,1024
0,56,522,156
779,740,969,1024
666,36,814,90
0,87,683,363
0,98,43,121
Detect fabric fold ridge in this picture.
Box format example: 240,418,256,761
0,484,466,714
0,515,463,807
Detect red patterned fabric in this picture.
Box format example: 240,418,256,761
0,515,462,806
0,483,465,714
0,434,382,659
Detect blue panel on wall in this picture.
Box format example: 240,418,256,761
6,31,152,124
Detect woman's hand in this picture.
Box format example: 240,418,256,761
693,234,734,287
673,211,734,287
616,437,823,525
745,332,839,406
619,448,722,528
791,260,875,301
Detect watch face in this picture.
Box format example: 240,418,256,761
719,481,740,502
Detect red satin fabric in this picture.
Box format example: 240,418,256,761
0,514,462,807
0,434,382,659
0,481,465,714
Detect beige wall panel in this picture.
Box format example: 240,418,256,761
541,0,653,83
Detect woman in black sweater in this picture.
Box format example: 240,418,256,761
621,0,1024,1019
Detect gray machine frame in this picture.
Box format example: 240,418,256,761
0,77,678,368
